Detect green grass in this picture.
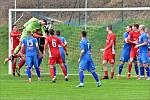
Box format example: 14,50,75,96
0,75,150,100
0,18,150,100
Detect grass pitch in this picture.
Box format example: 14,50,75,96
0,74,150,100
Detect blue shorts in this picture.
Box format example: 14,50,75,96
120,48,130,62
26,55,38,68
138,52,148,64
79,57,95,72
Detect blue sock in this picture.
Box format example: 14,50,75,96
54,66,56,76
27,67,31,79
134,64,139,75
145,67,150,77
35,67,40,77
118,64,123,75
64,64,68,74
91,71,99,82
79,71,84,83
140,66,144,77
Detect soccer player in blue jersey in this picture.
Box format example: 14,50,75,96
54,30,68,78
117,25,132,79
76,31,102,87
22,31,41,83
147,29,150,66
135,25,150,80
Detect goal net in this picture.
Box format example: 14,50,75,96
8,7,150,76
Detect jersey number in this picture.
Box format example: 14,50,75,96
52,39,56,47
27,39,33,47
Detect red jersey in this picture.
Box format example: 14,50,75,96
128,31,140,45
10,31,21,50
128,31,140,58
105,32,116,54
46,35,65,57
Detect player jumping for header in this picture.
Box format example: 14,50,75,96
11,17,47,62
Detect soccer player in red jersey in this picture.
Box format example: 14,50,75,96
4,25,25,76
127,24,140,79
44,29,68,82
4,25,21,76
101,25,116,79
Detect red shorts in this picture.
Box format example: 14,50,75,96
130,46,138,59
103,52,115,64
49,57,63,65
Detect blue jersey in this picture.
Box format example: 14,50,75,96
80,38,91,59
138,32,148,53
79,38,95,72
57,35,67,53
22,36,38,56
123,32,131,49
120,32,131,62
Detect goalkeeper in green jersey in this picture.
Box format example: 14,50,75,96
11,17,47,61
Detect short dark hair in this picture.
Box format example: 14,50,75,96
27,30,32,35
133,24,139,29
12,24,17,29
56,30,61,36
128,25,132,28
81,31,86,37
42,19,47,25
49,29,55,35
107,25,112,30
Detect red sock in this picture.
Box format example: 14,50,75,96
104,71,108,76
12,62,16,73
61,66,67,76
128,63,132,74
18,59,25,70
110,72,114,78
50,68,54,79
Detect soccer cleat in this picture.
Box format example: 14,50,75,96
117,75,121,80
76,83,84,87
127,74,131,79
12,72,15,76
110,77,114,80
4,58,8,64
146,77,150,80
65,78,69,81
28,78,32,83
136,75,140,80
65,76,69,81
54,76,57,80
102,76,109,80
16,68,20,77
52,78,56,83
96,82,102,87
38,77,42,81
